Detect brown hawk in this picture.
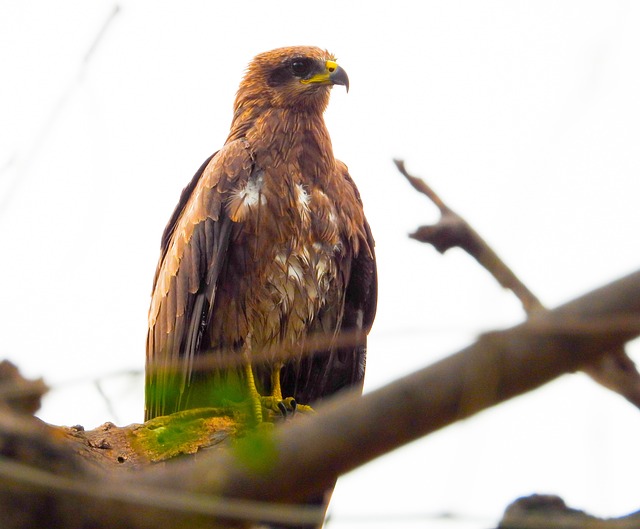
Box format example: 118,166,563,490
145,46,377,426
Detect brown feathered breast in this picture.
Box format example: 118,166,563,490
145,46,377,421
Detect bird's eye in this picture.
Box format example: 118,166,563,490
290,58,312,78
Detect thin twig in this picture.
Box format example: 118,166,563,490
94,379,121,424
146,328,365,375
0,4,121,220
82,5,120,67
394,159,544,314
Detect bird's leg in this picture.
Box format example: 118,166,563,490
242,337,314,421
243,358,264,424
262,362,314,416
270,362,284,401
261,362,296,415
241,344,294,423
241,336,265,425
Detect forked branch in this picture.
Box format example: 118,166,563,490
394,159,640,409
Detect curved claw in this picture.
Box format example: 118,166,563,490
292,403,315,415
260,396,294,415
259,395,312,419
281,397,296,412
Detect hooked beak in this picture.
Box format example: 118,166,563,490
301,60,350,92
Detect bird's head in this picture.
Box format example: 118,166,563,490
234,46,349,114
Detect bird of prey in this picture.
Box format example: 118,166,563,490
145,46,377,426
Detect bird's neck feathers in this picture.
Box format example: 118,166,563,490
226,90,336,177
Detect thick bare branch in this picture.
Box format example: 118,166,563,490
3,271,640,528
142,270,640,509
5,272,640,529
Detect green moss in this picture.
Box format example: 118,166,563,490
232,427,278,474
133,408,237,462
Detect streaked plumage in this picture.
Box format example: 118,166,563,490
145,46,377,424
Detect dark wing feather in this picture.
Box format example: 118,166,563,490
274,169,377,529
280,172,377,405
145,140,253,420
158,154,216,271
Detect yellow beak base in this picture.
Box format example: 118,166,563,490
301,60,350,92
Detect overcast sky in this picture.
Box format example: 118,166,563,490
1,2,639,527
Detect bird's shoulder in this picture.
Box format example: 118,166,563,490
172,140,253,226
326,159,372,248
152,139,254,292
334,159,359,194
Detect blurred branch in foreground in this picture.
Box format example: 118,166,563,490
1,270,640,528
394,158,640,409
153,270,640,506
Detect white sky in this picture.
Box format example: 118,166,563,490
1,2,639,528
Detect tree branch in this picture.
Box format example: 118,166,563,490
141,270,640,513
2,270,640,527
394,158,544,313
497,494,640,529
394,159,640,409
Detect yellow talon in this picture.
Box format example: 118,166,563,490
243,360,264,424
292,403,315,414
243,355,315,423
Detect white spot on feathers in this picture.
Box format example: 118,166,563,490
296,183,311,222
227,171,266,221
